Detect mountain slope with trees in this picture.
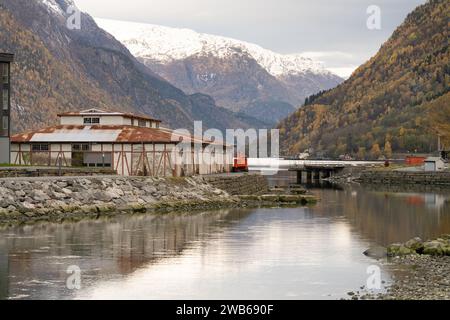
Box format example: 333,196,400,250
279,0,449,158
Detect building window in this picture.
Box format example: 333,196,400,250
2,63,8,85
72,144,91,151
32,144,49,151
84,117,100,124
0,116,8,137
138,120,147,127
2,88,8,110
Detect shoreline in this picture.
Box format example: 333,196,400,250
354,255,450,300
0,175,317,227
356,236,450,300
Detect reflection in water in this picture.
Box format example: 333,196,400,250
310,185,450,246
0,178,449,300
0,210,251,300
268,171,450,244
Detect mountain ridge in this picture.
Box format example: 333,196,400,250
97,18,343,124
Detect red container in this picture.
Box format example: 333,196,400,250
405,156,426,165
233,156,248,172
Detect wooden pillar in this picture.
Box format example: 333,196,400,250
313,170,320,181
306,171,312,183
296,170,303,184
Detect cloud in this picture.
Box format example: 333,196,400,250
300,51,355,60
299,51,358,78
327,67,358,79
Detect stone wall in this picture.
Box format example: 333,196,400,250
203,173,269,195
358,170,450,186
0,176,235,225
0,167,117,178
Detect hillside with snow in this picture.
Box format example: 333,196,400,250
96,18,337,79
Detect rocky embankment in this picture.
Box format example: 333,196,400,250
358,170,450,186
0,176,317,225
359,235,450,300
387,236,450,256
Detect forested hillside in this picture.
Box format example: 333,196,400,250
279,0,449,158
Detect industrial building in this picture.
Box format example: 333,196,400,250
424,157,446,172
10,109,232,176
0,53,13,164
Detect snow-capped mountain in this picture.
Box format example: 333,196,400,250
96,18,343,125
96,18,337,79
39,0,74,15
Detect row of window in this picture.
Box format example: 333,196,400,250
83,117,100,124
0,116,8,137
0,63,9,138
32,144,92,152
1,63,8,85
31,144,49,151
83,117,160,128
1,88,8,111
72,144,91,151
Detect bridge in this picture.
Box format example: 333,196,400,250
247,158,384,183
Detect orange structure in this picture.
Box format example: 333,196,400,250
233,155,248,172
405,156,426,166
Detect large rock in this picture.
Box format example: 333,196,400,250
423,241,446,256
363,246,387,259
105,187,125,199
387,243,416,257
31,190,50,202
0,195,15,208
405,237,424,253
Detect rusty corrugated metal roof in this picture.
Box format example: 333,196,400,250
11,125,224,145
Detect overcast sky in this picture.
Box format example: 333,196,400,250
74,0,426,78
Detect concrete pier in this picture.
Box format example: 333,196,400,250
295,166,344,184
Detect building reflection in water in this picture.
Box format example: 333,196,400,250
0,209,252,299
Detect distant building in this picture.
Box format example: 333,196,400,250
0,53,13,164
11,109,232,176
424,157,445,172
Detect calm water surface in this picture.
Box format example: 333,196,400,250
0,179,449,300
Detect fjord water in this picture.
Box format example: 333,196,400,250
0,182,449,300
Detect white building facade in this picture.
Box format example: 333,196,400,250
11,109,232,176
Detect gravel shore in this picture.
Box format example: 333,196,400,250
355,253,450,300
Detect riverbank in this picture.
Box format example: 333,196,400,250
357,169,450,186
356,235,450,300
0,175,317,226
